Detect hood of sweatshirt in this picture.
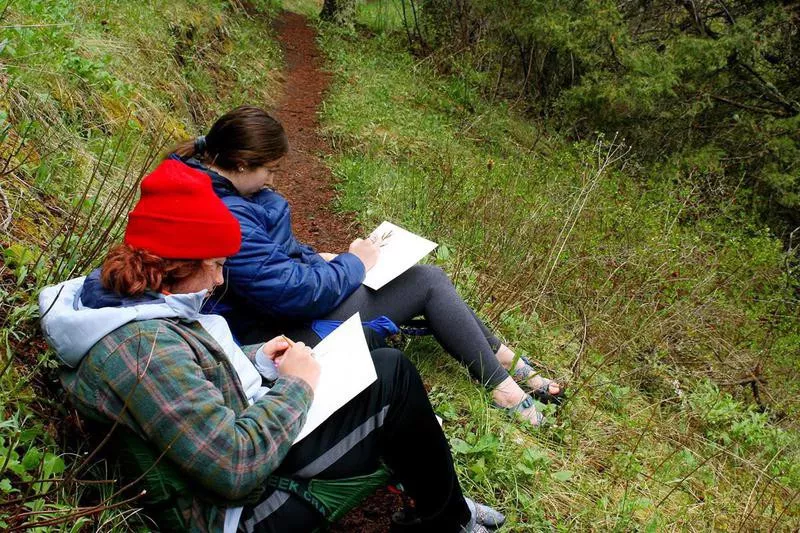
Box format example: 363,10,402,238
39,269,208,368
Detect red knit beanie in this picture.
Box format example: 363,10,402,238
124,159,241,259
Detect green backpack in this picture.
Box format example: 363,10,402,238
115,431,392,531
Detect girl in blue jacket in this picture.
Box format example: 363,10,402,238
171,106,563,426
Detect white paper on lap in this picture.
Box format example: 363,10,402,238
362,221,438,290
293,313,377,443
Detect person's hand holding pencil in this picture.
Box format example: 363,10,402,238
264,335,320,391
348,236,380,272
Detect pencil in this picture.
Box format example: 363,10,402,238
280,334,316,359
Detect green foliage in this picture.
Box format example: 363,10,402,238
3,244,37,276
316,12,800,528
0,342,69,530
397,0,800,231
355,0,406,33
687,381,800,487
1,0,283,186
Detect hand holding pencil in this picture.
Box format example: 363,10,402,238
266,335,320,391
348,237,381,272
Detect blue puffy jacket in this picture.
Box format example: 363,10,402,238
170,155,365,335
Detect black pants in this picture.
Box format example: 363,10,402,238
238,348,470,532
243,265,508,389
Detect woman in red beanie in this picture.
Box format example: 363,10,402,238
168,106,564,427
39,160,501,532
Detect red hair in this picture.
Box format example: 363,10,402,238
101,244,203,296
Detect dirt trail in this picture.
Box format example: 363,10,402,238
272,11,400,532
272,11,356,253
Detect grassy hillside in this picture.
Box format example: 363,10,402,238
0,1,284,529
312,2,800,530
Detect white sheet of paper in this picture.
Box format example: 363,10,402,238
294,313,377,443
363,221,438,290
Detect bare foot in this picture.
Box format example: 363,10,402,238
495,344,561,396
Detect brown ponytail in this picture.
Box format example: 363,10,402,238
171,106,289,171
101,244,203,296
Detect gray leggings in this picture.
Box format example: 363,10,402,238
326,265,507,388
249,265,508,389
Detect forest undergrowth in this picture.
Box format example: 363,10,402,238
311,1,800,530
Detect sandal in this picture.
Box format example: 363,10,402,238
492,393,545,427
513,355,566,406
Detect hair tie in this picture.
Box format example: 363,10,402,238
194,135,207,155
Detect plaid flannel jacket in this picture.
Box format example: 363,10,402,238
60,317,313,531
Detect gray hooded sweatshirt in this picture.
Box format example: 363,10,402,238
39,271,278,532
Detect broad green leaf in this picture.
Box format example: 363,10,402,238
450,437,472,454
551,470,573,482
22,448,42,471
43,453,65,477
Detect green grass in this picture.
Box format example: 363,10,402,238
1,0,285,247
310,2,800,529
280,0,321,18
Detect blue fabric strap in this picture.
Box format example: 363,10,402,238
311,316,400,340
